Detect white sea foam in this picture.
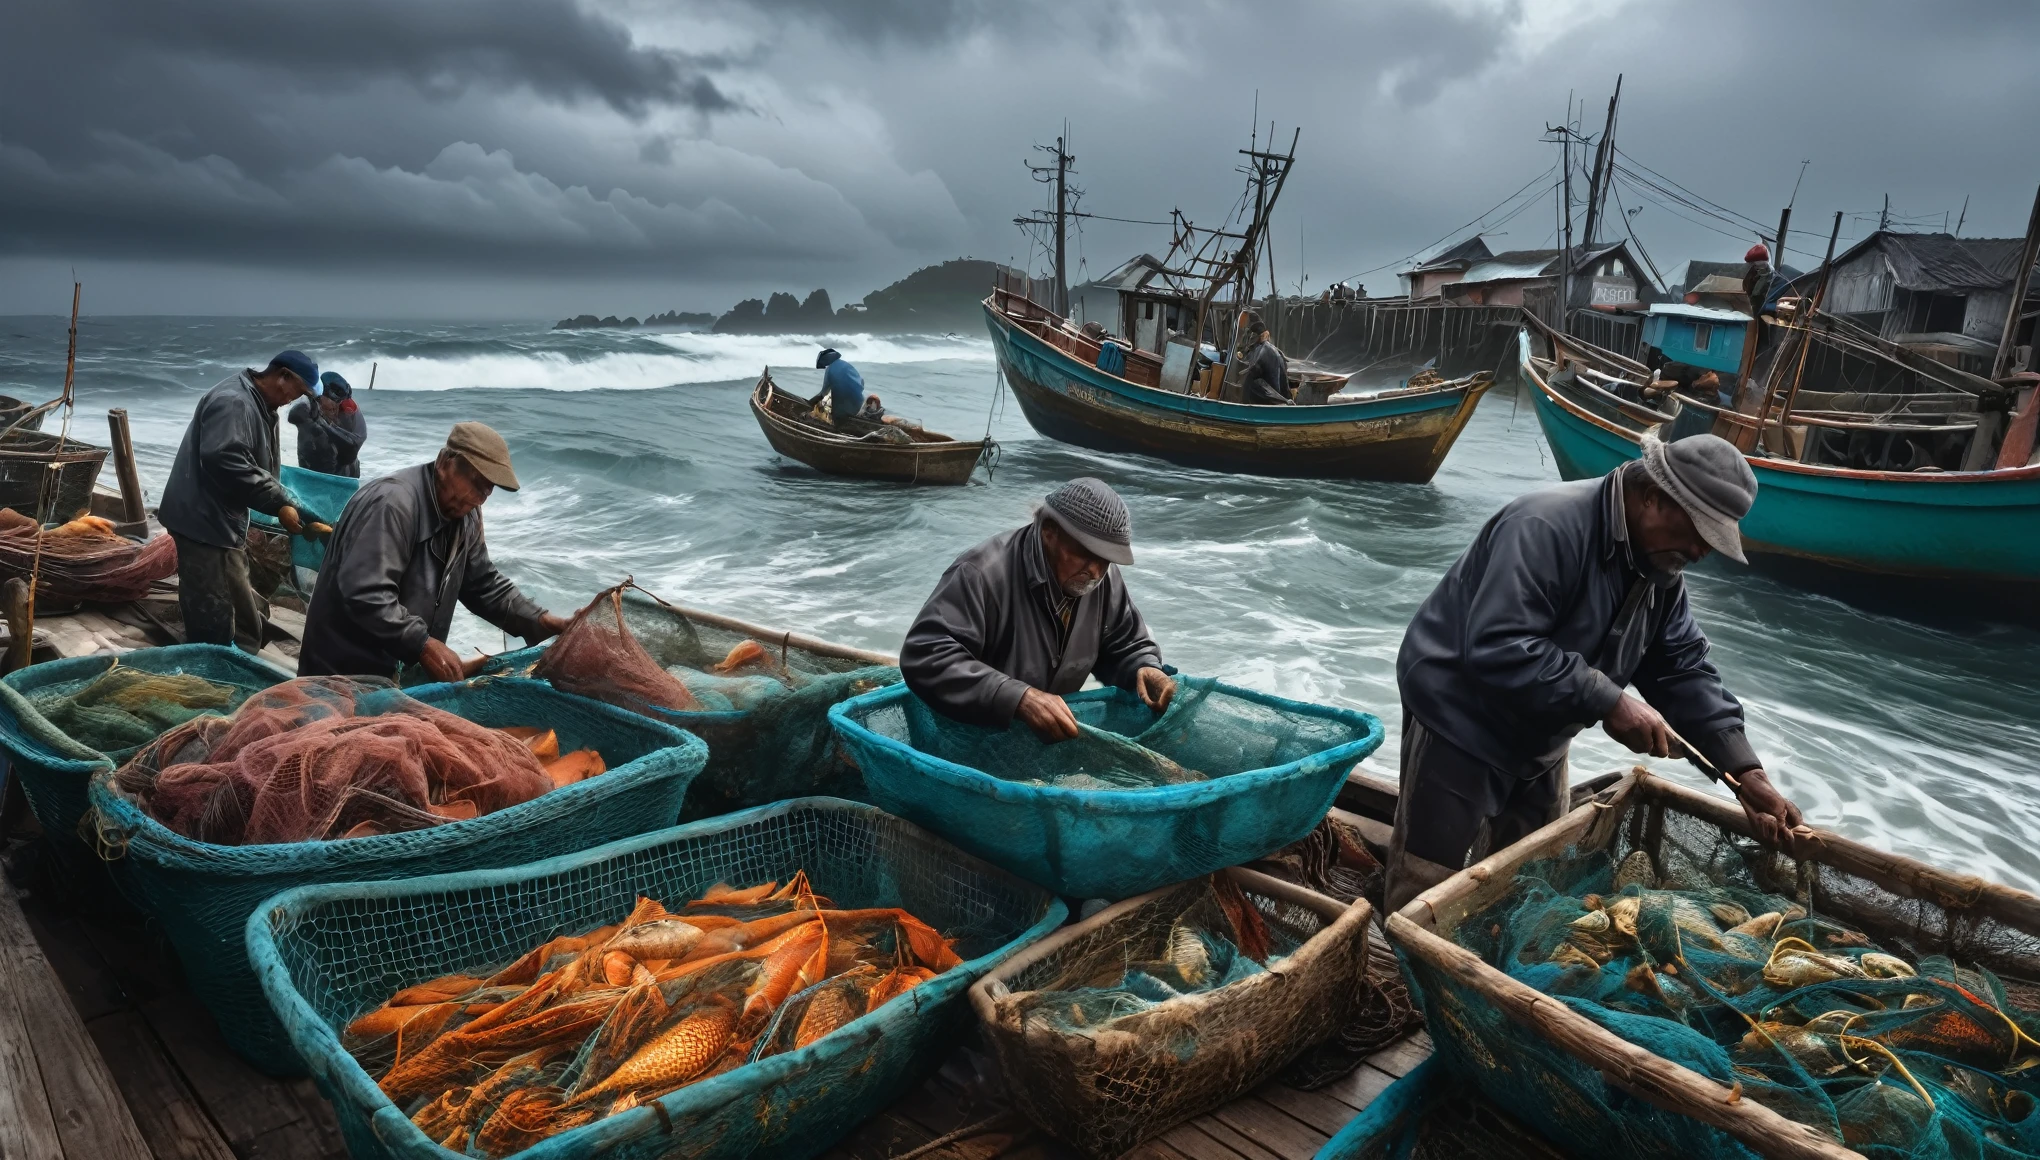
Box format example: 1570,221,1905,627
321,331,992,393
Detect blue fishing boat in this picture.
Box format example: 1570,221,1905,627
984,288,1492,481
1521,327,2040,584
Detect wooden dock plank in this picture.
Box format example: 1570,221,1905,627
6,942,152,1160
1254,1082,1358,1138
83,1010,235,1160
138,994,326,1153
1208,1096,1328,1159
1315,1062,1397,1114
1365,1032,1430,1078
0,944,63,1160
1159,1121,1260,1160
1179,1115,1284,1160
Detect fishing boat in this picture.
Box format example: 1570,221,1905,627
985,287,1493,480
1521,317,2040,585
749,369,989,486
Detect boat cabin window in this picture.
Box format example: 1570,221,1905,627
1144,301,1155,319
1608,259,1626,277
1693,322,1713,352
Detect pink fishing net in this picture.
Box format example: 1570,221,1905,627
532,583,698,714
114,677,556,845
0,509,177,605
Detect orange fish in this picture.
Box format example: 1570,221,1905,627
867,966,937,1010
569,1001,738,1106
792,978,867,1049
388,975,486,1007
545,750,606,788
500,726,561,763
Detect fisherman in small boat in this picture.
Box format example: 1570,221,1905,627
1237,313,1291,405
159,349,319,652
287,371,368,478
807,347,865,430
902,477,1175,743
1386,433,1805,912
298,422,568,683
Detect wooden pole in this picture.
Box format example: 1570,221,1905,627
1766,212,1845,451
60,283,79,408
368,361,377,390
106,409,146,523
1991,183,2040,380
1771,205,1791,278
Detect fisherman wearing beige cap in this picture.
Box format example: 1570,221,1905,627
299,422,569,682
1387,433,1806,913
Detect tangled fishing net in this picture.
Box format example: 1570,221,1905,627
341,874,959,1158
0,509,176,606
29,664,244,757
111,677,601,844
1458,844,2040,1158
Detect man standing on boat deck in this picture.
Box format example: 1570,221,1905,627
1386,434,1805,914
807,348,864,430
158,350,319,652
901,477,1176,742
1237,314,1290,405
287,371,368,477
298,422,568,684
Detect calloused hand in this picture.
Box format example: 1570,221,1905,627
418,638,466,684
1137,667,1176,713
1602,693,1672,758
534,612,569,641
1016,687,1080,743
1731,767,1808,851
276,504,304,536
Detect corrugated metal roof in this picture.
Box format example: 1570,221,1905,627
1648,302,1750,323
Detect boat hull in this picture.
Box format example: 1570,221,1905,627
1523,336,2040,583
750,377,986,485
985,300,1488,481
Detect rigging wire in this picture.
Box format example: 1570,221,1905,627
1334,162,1559,284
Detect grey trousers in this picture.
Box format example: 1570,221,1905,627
172,533,265,653
1384,712,1568,916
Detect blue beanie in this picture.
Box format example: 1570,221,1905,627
267,350,319,392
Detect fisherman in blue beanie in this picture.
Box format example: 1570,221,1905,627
159,351,317,651
288,371,368,477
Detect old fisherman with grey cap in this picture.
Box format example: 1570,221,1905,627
902,477,1175,742
299,422,569,683
1386,433,1804,913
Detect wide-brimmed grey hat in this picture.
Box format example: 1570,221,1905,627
1039,477,1134,565
1640,432,1756,564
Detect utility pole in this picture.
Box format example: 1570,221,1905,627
1772,206,1792,270
1879,194,1890,232
1022,133,1078,316
1581,75,1622,249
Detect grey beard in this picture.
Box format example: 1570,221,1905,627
1645,550,1689,582
1063,576,1103,598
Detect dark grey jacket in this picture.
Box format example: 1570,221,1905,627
288,401,367,478
1397,466,1758,780
902,520,1164,727
298,464,545,678
158,371,290,549
1240,340,1289,405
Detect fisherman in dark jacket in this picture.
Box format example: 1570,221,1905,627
1237,314,1290,405
288,371,368,477
1386,434,1805,912
158,350,318,651
901,477,1175,741
298,422,567,683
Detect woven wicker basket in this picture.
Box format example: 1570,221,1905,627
969,867,1372,1159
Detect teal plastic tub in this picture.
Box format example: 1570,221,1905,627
247,797,1065,1160
828,677,1384,900
0,645,291,865
250,464,359,572
88,677,706,1075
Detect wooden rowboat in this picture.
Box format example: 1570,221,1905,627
984,289,1493,481
749,370,988,486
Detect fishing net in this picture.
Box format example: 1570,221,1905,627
830,679,1384,899
973,869,1372,1159
1318,1058,1573,1160
495,582,899,814
1403,775,2040,1160
0,508,177,606
110,677,561,845
30,666,240,756
248,798,1064,1160
85,677,708,1074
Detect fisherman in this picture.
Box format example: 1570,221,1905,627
1742,243,1776,316
298,422,568,683
287,371,368,477
158,350,319,652
1387,434,1805,913
902,477,1176,742
808,348,864,429
1237,313,1290,405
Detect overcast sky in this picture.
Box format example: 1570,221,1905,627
3,0,2035,318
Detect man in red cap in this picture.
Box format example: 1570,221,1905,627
1742,243,1774,315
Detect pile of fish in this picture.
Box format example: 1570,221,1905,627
1490,850,2040,1155
344,874,959,1157
1017,875,1279,1033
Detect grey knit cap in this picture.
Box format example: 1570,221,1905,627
1640,432,1757,564
1040,477,1134,565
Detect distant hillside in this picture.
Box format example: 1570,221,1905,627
710,258,1024,336
554,309,714,330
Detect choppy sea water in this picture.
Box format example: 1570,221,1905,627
2,315,2035,891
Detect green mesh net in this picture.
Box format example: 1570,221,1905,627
1409,780,2040,1160
1319,1058,1574,1160
28,665,245,759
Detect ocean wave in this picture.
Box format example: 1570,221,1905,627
320,330,993,393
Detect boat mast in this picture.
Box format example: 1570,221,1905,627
1021,133,1078,316
1581,76,1621,250
1991,182,2040,380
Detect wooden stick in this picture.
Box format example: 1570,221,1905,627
368,360,377,390
106,409,146,524
1770,212,1846,441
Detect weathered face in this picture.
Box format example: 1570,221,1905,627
1040,519,1108,597
434,454,495,520
1631,487,1710,574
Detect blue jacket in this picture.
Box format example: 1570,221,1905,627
1396,466,1756,780
823,360,865,416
